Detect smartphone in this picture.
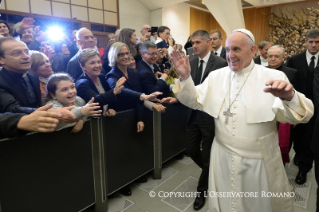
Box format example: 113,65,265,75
148,27,158,36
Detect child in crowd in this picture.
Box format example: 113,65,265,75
45,73,102,132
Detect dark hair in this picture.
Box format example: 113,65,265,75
306,29,319,40
118,28,137,57
157,26,170,37
209,29,222,38
191,30,210,40
46,73,74,100
0,21,11,35
0,37,19,58
258,41,271,50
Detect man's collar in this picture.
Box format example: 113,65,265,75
260,56,268,62
198,51,211,63
231,59,254,76
306,50,319,59
269,64,283,70
215,46,223,54
3,68,27,78
142,58,154,69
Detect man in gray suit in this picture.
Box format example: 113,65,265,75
185,30,227,210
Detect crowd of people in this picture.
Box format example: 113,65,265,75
0,15,319,212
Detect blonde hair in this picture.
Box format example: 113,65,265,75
108,42,129,67
31,51,48,73
108,33,115,40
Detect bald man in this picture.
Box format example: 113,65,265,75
170,29,313,212
137,24,155,44
67,27,105,81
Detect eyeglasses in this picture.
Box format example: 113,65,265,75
118,51,131,57
145,52,158,57
5,49,30,57
144,28,151,30
210,37,220,41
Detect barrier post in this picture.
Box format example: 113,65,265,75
91,118,108,212
153,110,162,179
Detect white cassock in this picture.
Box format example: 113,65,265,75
173,60,314,212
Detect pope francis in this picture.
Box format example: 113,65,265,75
169,29,314,212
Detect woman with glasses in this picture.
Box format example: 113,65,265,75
106,42,165,128
105,41,166,196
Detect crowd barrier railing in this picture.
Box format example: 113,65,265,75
0,103,191,212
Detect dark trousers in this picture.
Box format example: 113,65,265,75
186,110,215,192
291,118,315,173
314,154,319,212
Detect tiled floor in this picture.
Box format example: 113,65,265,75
106,151,317,212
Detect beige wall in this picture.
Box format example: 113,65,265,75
162,3,190,51
1,0,118,26
118,0,151,38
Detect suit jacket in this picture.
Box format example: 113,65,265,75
75,73,117,113
136,59,170,96
51,53,74,73
67,51,83,81
253,56,261,65
102,45,113,75
188,53,228,127
286,51,318,97
0,113,28,139
156,40,169,49
105,67,145,121
219,47,226,60
0,68,41,114
267,65,297,88
312,66,319,152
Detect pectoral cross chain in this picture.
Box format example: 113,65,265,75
223,108,233,124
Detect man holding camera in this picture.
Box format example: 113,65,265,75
137,24,155,44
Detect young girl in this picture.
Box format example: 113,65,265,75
46,73,102,133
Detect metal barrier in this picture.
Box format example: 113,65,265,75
0,122,95,212
0,103,191,212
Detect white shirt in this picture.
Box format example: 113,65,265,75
260,56,268,66
155,37,162,44
213,46,223,57
306,50,319,68
198,51,211,82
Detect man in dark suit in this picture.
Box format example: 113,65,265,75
267,45,297,86
0,104,60,139
185,30,227,210
254,41,272,66
0,37,41,114
0,37,77,123
286,29,319,185
312,65,319,212
136,41,170,97
67,28,105,81
209,29,226,60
